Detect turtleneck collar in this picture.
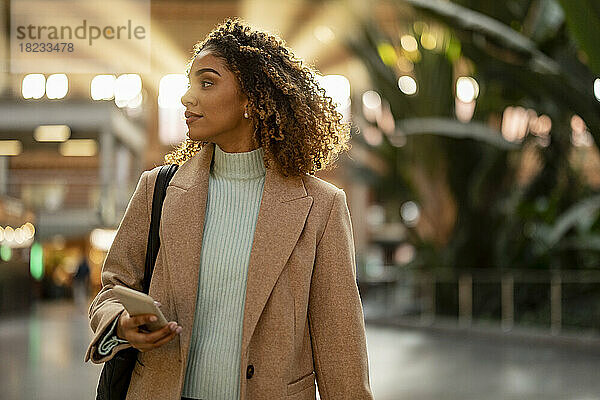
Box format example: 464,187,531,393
211,143,266,180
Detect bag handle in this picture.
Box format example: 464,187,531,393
142,164,178,294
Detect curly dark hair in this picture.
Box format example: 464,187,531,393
163,17,352,177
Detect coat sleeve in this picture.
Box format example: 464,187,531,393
96,316,130,356
308,189,374,399
84,169,152,364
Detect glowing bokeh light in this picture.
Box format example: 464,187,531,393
1,245,12,261
314,25,335,44
30,242,44,281
398,76,417,95
91,75,116,100
159,74,188,108
362,90,382,122
420,32,436,50
46,73,68,99
114,74,142,108
456,77,479,103
317,75,351,121
400,35,418,52
22,74,45,99
401,201,420,227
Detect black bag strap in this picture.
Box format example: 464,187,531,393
142,164,178,294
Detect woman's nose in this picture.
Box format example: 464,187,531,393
181,90,196,107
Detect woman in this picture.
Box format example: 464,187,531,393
85,18,374,400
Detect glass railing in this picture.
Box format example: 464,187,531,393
359,265,600,337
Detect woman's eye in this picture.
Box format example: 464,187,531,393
201,81,213,88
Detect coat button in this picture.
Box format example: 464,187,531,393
246,364,254,379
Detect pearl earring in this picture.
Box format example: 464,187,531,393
244,111,249,118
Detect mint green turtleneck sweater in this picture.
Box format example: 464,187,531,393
97,143,266,400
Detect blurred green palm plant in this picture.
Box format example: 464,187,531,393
346,0,600,273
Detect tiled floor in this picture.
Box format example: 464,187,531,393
1,300,600,399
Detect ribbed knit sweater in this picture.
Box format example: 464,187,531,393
97,143,266,399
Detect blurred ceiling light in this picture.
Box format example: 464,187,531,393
526,109,538,127
158,74,188,145
413,21,428,35
362,90,381,109
22,74,45,99
14,228,24,244
397,57,414,73
114,74,142,108
0,140,23,156
389,133,407,147
317,75,351,121
313,25,335,44
22,222,35,239
127,91,143,109
59,139,97,156
455,99,476,122
595,78,600,102
456,76,479,103
528,112,552,136
321,74,351,104
398,75,417,95
420,32,437,50
570,114,593,147
362,125,383,146
501,106,529,143
159,74,187,108
91,74,116,100
4,226,15,241
34,125,71,142
400,201,420,227
571,114,587,133
376,101,396,135
571,129,593,147
394,243,416,265
0,225,33,248
90,228,117,252
46,74,68,99
362,90,382,122
400,35,418,52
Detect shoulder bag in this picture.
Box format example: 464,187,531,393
96,163,179,400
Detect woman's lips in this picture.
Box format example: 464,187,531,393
186,115,203,124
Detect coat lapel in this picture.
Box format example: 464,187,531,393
160,142,314,363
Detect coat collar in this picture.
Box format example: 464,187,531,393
160,142,314,362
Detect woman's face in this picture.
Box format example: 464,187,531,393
181,49,256,152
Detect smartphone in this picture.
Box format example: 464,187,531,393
112,285,168,331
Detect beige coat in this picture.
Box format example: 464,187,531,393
85,142,374,399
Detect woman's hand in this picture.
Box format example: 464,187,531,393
116,309,182,352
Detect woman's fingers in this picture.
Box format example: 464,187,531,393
125,313,158,329
135,327,179,352
126,320,182,351
143,322,179,343
146,328,178,350
118,310,183,351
